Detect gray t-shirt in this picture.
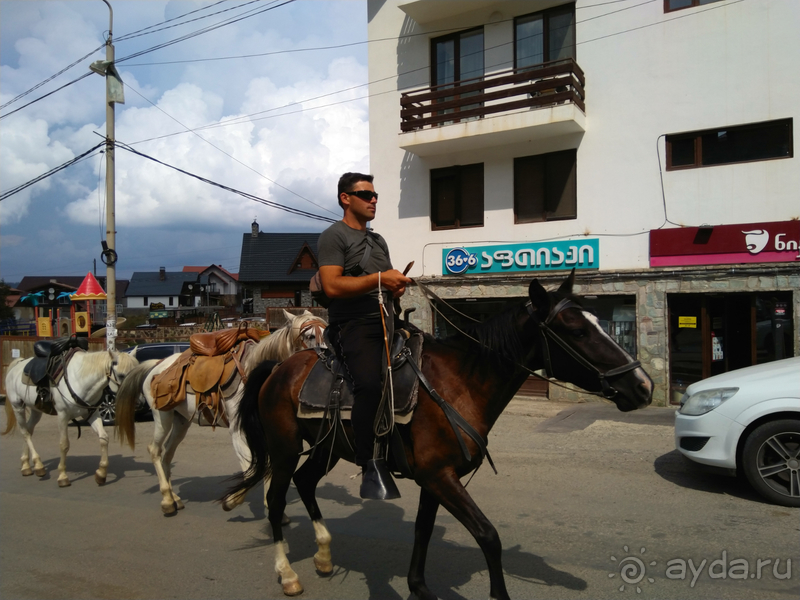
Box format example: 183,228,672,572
317,220,393,322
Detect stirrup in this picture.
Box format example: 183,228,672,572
360,458,401,500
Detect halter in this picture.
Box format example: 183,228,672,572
525,298,642,399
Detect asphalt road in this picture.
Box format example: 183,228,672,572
1,398,798,600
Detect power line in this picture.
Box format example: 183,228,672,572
0,44,104,110
0,0,289,118
116,141,336,224
0,72,93,120
115,0,296,65
122,83,339,218
114,0,243,41
0,142,105,202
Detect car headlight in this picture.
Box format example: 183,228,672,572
679,387,739,415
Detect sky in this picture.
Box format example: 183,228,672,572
0,0,371,285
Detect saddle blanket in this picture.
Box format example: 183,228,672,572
297,332,423,426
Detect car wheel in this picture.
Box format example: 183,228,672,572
98,390,116,426
742,419,800,507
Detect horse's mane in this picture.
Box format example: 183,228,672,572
244,312,327,370
439,290,580,367
72,349,138,379
73,350,113,379
448,300,528,366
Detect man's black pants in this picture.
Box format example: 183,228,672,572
328,312,392,467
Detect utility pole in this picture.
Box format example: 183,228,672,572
90,0,124,351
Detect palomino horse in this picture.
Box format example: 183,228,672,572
3,350,139,487
115,310,327,515
223,272,653,599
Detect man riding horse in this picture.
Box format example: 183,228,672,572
317,172,412,499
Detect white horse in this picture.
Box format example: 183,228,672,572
115,310,327,515
2,349,139,487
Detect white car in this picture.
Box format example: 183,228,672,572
674,356,800,507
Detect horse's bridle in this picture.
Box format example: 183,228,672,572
525,298,642,399
62,352,122,410
295,319,327,350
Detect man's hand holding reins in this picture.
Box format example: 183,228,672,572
319,265,412,300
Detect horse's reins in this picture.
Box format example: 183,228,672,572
61,351,120,410
414,279,641,398
525,298,642,399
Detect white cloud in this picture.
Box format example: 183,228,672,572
0,0,369,279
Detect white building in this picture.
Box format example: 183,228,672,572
367,0,799,406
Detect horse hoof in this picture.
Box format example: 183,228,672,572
176,500,185,510
314,558,333,575
22,468,33,477
34,467,47,478
281,513,291,526
162,502,178,516
281,579,303,596
94,473,107,486
58,479,71,488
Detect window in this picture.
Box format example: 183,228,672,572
666,119,793,170
514,150,577,223
432,28,484,119
168,297,174,306
515,4,575,70
431,163,484,230
143,296,148,306
664,0,723,13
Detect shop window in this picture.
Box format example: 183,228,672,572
431,164,484,230
666,119,793,170
514,150,577,223
580,296,638,358
667,292,794,404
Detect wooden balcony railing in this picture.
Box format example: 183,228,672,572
400,58,585,133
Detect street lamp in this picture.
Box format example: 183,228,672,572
89,0,124,351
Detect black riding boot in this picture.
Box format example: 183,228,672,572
360,457,401,500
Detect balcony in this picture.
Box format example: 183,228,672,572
399,59,586,157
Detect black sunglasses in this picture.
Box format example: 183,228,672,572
347,190,379,201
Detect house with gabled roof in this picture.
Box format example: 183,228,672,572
183,265,240,306
238,220,321,312
126,268,209,314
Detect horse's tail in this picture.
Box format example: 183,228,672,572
223,359,278,504
116,359,159,449
2,396,16,435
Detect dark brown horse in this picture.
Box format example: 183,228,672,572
223,272,653,599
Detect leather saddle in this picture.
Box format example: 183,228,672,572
23,334,88,386
299,330,423,416
151,326,261,426
190,325,261,356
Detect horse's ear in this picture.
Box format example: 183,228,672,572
282,309,294,321
557,268,576,296
528,279,551,316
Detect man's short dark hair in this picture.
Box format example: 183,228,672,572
337,172,374,208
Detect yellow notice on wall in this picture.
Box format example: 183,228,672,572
36,317,53,337
679,316,697,328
